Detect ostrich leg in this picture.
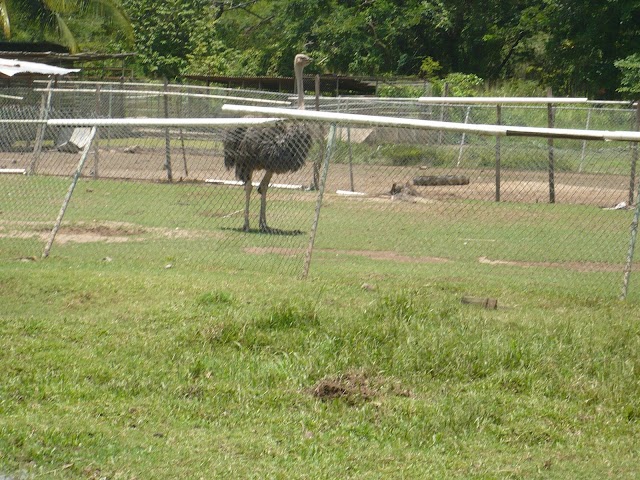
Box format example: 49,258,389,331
243,175,253,232
258,170,274,233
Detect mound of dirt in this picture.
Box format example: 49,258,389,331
311,371,411,404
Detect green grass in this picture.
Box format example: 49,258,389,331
2,171,640,478
1,260,640,478
332,139,633,175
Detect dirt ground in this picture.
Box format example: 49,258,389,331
0,145,631,208
1,146,631,273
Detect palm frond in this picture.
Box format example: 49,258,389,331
91,0,133,45
0,0,11,38
54,12,78,52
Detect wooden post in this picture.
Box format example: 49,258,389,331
29,78,53,175
629,101,640,207
302,123,336,279
495,104,502,202
163,79,173,182
93,84,101,179
42,127,97,258
547,87,555,203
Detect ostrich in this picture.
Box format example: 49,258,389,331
224,53,313,233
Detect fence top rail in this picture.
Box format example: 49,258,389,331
46,117,282,127
33,88,291,105
221,104,640,142
0,93,24,100
418,96,589,105
223,104,507,135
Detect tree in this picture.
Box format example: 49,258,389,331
0,0,133,52
616,54,640,99
540,0,640,97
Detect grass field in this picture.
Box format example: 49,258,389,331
1,253,640,478
2,167,640,478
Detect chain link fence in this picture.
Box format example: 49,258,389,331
1,81,639,299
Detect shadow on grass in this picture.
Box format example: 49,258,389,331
222,227,304,236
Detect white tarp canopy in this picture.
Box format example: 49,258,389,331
0,58,80,77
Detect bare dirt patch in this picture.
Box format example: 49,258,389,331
244,246,450,264
2,149,629,208
311,370,411,404
478,256,622,273
54,222,147,244
0,220,222,245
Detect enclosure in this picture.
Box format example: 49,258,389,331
1,81,640,301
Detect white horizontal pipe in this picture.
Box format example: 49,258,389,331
505,125,640,142
222,104,640,142
0,119,46,124
418,96,589,104
336,190,367,196
0,168,26,174
46,117,282,127
0,93,24,100
222,104,508,136
34,88,291,105
205,178,304,190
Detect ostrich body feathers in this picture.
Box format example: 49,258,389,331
224,121,312,183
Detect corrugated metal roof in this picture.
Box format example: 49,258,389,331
183,74,376,95
0,58,80,77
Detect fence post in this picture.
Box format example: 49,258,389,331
42,127,98,258
547,87,555,203
621,176,640,300
456,105,471,167
93,84,101,179
106,85,113,148
311,75,322,190
177,91,189,177
438,82,450,145
495,104,502,202
163,79,173,182
29,78,53,175
302,123,336,279
629,101,640,207
579,107,592,173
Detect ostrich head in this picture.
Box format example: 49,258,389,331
294,53,312,109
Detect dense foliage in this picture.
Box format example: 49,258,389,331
2,0,640,98
121,0,640,98
0,0,132,53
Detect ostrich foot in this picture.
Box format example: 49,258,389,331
259,223,302,235
259,223,281,234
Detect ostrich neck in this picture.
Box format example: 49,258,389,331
295,64,305,109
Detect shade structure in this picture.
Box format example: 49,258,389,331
0,58,79,77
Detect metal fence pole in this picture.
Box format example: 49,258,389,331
302,123,337,279
163,79,173,182
42,127,98,258
496,104,502,202
579,107,592,173
29,79,53,174
456,105,471,167
621,184,640,300
93,84,101,179
547,88,555,203
629,101,640,207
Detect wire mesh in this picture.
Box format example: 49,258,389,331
1,81,638,300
